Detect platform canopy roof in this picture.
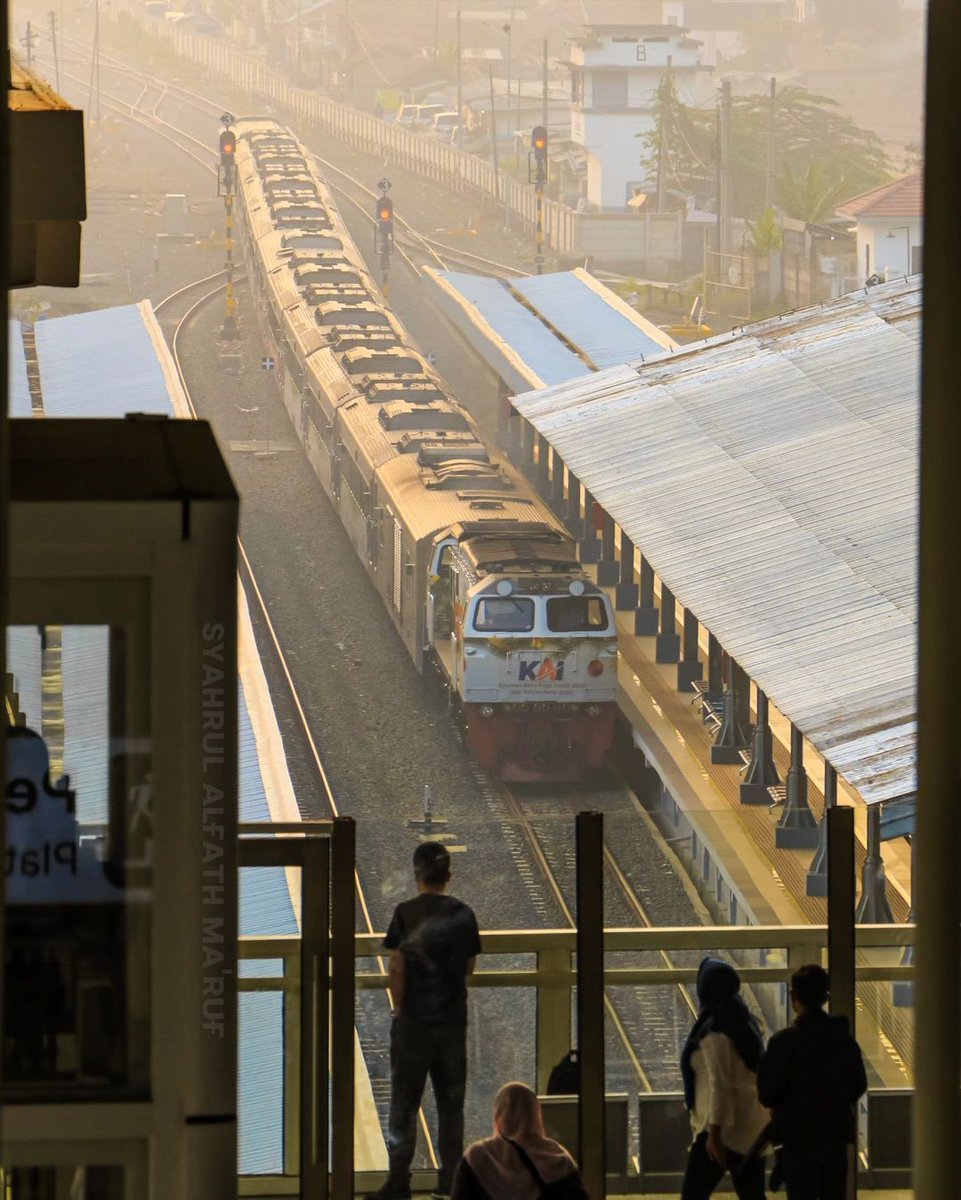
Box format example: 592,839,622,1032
425,267,676,393
512,277,920,812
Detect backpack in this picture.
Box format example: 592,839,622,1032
546,1049,579,1095
508,1139,590,1200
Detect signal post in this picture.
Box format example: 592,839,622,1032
375,177,394,296
217,113,238,339
529,125,548,275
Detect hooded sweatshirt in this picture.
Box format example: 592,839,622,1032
757,1009,868,1146
451,1132,585,1200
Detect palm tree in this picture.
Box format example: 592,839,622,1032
776,162,848,225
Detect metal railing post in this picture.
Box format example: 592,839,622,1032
827,805,856,1200
536,945,573,1094
331,817,356,1200
301,836,330,1200
576,812,605,1200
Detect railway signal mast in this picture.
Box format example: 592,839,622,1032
218,113,238,339
375,177,394,295
529,125,548,275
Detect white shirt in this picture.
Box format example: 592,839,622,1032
689,1031,770,1154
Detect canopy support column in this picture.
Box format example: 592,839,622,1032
776,723,818,847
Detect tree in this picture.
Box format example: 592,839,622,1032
747,207,784,255
640,79,891,224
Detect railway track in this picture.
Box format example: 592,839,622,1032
47,43,715,1158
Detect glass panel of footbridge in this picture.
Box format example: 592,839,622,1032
236,813,914,1195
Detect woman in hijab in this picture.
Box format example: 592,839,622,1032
451,1081,588,1200
679,957,770,1200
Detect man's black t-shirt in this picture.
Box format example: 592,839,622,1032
384,893,482,1026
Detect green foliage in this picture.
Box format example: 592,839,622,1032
640,78,891,224
775,162,849,225
747,207,784,254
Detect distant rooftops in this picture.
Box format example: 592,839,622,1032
837,171,923,221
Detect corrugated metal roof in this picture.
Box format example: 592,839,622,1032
425,269,591,391
8,320,32,416
33,302,184,417
510,269,676,368
512,277,920,808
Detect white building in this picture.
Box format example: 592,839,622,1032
566,24,711,210
836,171,923,282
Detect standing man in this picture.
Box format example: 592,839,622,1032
757,964,868,1200
370,841,482,1200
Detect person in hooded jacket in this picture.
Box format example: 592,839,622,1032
757,964,867,1200
450,1082,589,1200
679,958,770,1200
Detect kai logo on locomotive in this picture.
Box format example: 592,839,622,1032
518,658,565,682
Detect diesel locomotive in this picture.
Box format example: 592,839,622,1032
232,119,617,778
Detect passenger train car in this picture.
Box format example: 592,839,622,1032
233,118,617,778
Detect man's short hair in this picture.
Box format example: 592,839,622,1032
413,840,451,885
791,963,830,1010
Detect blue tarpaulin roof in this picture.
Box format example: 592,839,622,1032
426,267,676,392
8,320,32,416
512,271,674,368
426,270,591,391
33,303,177,417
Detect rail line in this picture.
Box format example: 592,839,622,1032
55,38,709,1130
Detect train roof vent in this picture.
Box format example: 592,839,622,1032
411,436,490,465
343,348,419,374
425,462,509,490
328,329,400,352
378,404,470,432
315,303,391,329
294,264,362,286
365,381,447,403
281,232,343,251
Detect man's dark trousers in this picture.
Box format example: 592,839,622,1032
779,1142,848,1200
388,1014,467,1192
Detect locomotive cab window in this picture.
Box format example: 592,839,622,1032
473,597,535,633
546,595,609,632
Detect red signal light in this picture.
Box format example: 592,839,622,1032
531,125,548,159
219,129,236,156
376,196,394,223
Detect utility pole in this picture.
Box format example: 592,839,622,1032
456,7,463,150
87,0,101,123
503,21,511,163
530,126,547,274
296,0,302,80
21,21,37,65
218,115,239,339
488,63,500,184
655,54,672,212
764,76,777,212
48,11,60,91
542,37,548,131
718,78,732,255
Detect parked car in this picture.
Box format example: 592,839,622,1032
413,103,446,131
430,111,460,139
396,103,419,126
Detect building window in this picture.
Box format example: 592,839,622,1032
4,625,152,1101
571,71,583,105
592,71,628,109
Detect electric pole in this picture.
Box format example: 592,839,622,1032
48,11,60,91
718,78,732,255
21,21,37,65
542,37,548,131
764,76,777,213
456,7,463,150
217,115,239,339
530,126,547,274
655,55,672,212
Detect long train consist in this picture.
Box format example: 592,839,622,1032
232,118,617,778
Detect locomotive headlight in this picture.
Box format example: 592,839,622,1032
480,704,495,718
496,579,513,596
569,579,586,596
587,704,603,717
587,659,604,677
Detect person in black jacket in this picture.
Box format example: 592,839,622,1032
757,964,868,1200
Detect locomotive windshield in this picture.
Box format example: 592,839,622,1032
473,597,535,632
546,595,610,633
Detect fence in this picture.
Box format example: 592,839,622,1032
239,921,914,1195
112,2,682,270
